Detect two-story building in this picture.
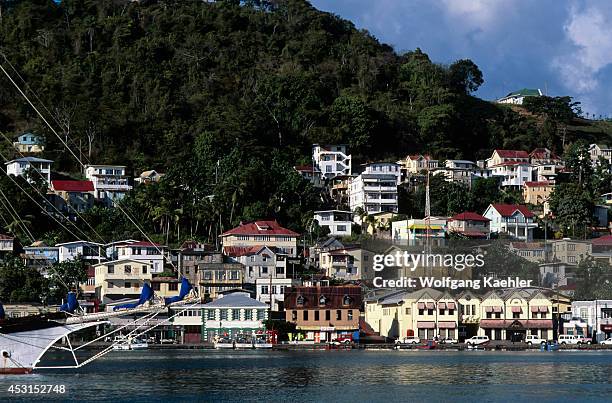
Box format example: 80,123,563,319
94,259,153,303
318,246,375,281
391,217,447,245
0,234,15,261
57,240,106,265
432,160,493,187
447,212,490,239
565,300,612,341
589,144,612,165
285,284,362,342
22,241,59,271
483,204,537,241
5,156,53,184
255,277,297,312
84,164,132,206
225,245,289,284
135,170,164,185
48,180,95,215
109,240,167,274
349,163,401,215
314,210,353,237
397,154,438,176
13,132,45,154
221,220,299,257
312,144,352,180
523,181,554,206
548,239,592,265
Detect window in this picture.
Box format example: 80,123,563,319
276,266,284,275
449,309,454,316
271,286,277,295
337,225,347,232
495,312,501,319
169,283,179,291
250,256,255,262
262,267,268,274
348,310,353,320
513,312,520,319
580,308,588,319
314,311,320,321
336,310,342,320
220,309,228,320
152,282,160,291
439,309,445,315
291,310,297,321
486,312,492,319
428,309,433,316
325,310,331,321
405,308,411,315
203,271,212,280
319,296,327,306
419,309,424,315
303,310,309,321
142,265,147,274
108,265,114,274
124,265,132,274
343,295,351,306
125,282,131,288
297,295,304,306
245,309,253,320
232,309,241,321
262,285,269,295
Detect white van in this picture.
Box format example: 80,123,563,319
525,335,547,345
558,335,580,345
465,335,490,345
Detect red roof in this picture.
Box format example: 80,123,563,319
221,220,300,237
530,148,560,160
409,154,432,161
450,212,490,222
591,235,612,245
524,181,553,187
490,204,535,218
51,180,94,192
494,149,529,158
294,165,315,173
0,234,14,240
224,246,264,257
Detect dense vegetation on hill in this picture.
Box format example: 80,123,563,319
0,0,610,246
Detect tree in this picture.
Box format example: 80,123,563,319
573,258,612,300
48,258,88,297
448,59,484,94
0,256,49,303
548,183,594,238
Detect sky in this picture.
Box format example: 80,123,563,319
310,0,612,117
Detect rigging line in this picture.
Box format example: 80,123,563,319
0,154,90,243
0,63,84,168
0,60,172,269
0,54,92,165
0,131,107,244
0,187,35,242
0,194,32,242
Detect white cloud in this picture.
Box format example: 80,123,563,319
553,4,612,93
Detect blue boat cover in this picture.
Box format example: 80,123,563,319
59,292,79,313
113,283,154,311
0,301,4,320
164,278,192,305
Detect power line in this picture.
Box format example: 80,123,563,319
0,187,34,242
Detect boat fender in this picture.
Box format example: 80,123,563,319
1,350,10,358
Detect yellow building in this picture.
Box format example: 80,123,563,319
94,259,153,304
523,181,554,205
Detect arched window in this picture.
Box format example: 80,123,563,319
319,295,327,306
297,295,304,306
343,295,352,306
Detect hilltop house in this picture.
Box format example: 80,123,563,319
84,164,132,206
432,160,493,187
135,170,164,185
13,132,45,153
397,154,438,175
589,144,612,165
523,181,554,206
225,245,289,284
313,210,352,237
48,180,95,214
0,234,14,261
391,217,447,245
57,241,106,265
483,204,537,241
221,220,300,257
349,162,400,215
5,156,53,184
294,164,322,187
497,88,543,105
107,240,167,274
312,144,352,180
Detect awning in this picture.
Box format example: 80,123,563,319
525,320,553,329
447,302,456,310
409,224,443,230
426,302,435,310
438,302,447,310
417,302,425,310
479,319,508,329
485,306,493,313
538,306,549,313
511,306,521,313
601,324,612,332
530,306,539,312
417,321,436,329
493,306,502,313
438,321,456,329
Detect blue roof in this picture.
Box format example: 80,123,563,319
203,293,268,309
6,156,53,164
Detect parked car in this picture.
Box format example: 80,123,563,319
395,336,421,345
558,335,591,345
465,335,490,345
159,338,177,344
525,335,547,345
331,335,353,345
600,338,612,345
440,338,458,344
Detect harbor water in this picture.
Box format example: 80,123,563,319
1,349,612,401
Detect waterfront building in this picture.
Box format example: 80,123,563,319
312,144,352,180
483,204,537,241
221,220,299,257
93,259,152,303
314,210,353,237
255,277,296,312
477,289,553,342
318,246,375,281
183,251,244,302
5,156,53,184
84,164,132,206
457,291,482,340
447,212,490,239
13,132,45,154
198,292,268,342
285,284,361,342
564,300,612,341
349,162,400,215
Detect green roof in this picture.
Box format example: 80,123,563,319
506,88,541,97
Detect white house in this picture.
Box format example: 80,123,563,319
110,240,167,274
312,144,351,180
497,88,542,105
5,156,53,183
255,277,295,312
397,154,438,175
84,164,132,206
483,204,537,241
589,144,612,165
349,162,400,215
432,160,493,187
56,240,106,265
314,210,352,237
225,245,288,284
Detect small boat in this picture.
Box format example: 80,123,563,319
234,334,254,349
213,336,234,349
112,336,148,351
254,333,273,349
